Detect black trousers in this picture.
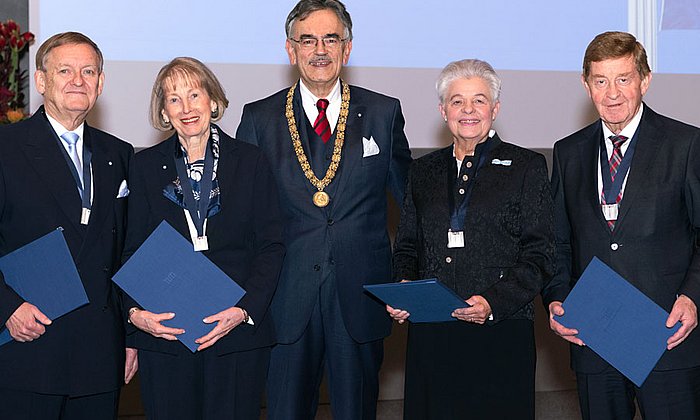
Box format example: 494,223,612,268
138,346,270,420
0,388,119,420
577,364,700,420
266,272,384,420
404,319,536,420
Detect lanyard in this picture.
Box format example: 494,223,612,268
448,139,494,231
599,131,638,204
173,142,214,239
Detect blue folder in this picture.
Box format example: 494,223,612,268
0,228,89,346
113,221,246,352
555,257,680,386
364,279,469,323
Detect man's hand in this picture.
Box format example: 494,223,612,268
124,348,138,384
666,294,698,350
548,301,585,346
5,302,51,342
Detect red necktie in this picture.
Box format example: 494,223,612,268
604,135,628,230
313,99,331,143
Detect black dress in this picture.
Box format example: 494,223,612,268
392,135,555,419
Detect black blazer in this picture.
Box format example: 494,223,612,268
393,135,555,322
122,127,285,356
236,83,411,344
0,107,133,395
543,105,700,372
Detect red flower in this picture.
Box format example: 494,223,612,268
6,20,18,33
22,32,34,43
0,37,5,48
9,35,18,48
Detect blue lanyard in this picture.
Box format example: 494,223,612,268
448,139,493,231
599,131,638,204
173,141,214,238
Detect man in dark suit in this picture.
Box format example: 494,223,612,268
543,31,700,419
236,1,411,418
0,32,135,419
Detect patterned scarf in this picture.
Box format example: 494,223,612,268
162,124,221,218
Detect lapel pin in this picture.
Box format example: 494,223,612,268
162,165,168,170
108,161,113,166
357,113,362,117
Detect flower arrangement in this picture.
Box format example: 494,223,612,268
0,19,34,124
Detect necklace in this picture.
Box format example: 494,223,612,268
286,81,350,207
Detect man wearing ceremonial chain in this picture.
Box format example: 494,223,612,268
236,0,411,418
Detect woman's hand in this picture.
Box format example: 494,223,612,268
129,309,185,341
452,295,492,324
386,304,410,324
195,306,247,351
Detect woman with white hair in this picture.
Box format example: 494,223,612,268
388,59,555,419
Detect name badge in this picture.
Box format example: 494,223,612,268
81,208,91,225
602,203,619,221
447,230,465,248
193,236,209,252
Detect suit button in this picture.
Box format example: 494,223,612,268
462,174,469,181
445,256,452,263
327,219,334,226
458,188,465,195
466,161,473,168
314,264,321,271
611,243,619,251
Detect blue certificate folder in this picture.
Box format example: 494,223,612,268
112,221,245,352
0,228,89,346
364,279,468,323
555,257,680,387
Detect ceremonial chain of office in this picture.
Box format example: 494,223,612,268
286,80,350,207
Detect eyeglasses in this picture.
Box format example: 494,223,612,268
289,35,347,50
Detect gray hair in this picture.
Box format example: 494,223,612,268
436,59,501,104
285,0,353,41
36,32,103,73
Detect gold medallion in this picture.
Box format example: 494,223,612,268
313,191,330,207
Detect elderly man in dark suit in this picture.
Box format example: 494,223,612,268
236,1,411,418
0,32,135,419
543,31,700,420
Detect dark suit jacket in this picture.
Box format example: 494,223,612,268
236,83,411,344
122,127,285,356
0,107,133,395
543,104,700,372
393,135,555,321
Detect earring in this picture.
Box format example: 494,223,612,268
444,117,448,122
162,115,170,124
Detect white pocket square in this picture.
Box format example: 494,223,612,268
116,179,129,198
362,136,380,157
491,158,512,166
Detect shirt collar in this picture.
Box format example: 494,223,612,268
45,113,85,140
299,79,341,108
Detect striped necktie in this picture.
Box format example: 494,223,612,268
313,99,331,143
604,134,628,230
